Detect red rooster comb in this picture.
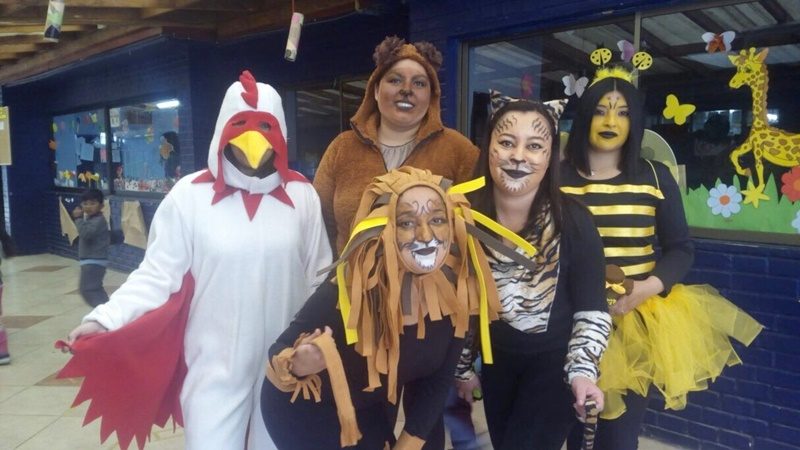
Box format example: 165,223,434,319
239,70,258,108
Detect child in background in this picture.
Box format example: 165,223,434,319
72,188,110,307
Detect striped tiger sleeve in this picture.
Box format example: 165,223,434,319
454,322,477,381
564,311,611,383
562,198,610,383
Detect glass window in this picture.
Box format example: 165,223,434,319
463,2,799,243
110,99,180,193
639,1,800,240
287,78,367,180
464,19,635,145
52,108,108,190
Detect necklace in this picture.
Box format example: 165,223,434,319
380,139,416,149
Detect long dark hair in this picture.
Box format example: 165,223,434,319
469,100,563,236
563,77,644,176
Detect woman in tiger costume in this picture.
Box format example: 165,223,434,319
455,97,611,450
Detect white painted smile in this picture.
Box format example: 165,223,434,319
408,239,441,269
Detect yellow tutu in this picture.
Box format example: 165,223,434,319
598,284,763,419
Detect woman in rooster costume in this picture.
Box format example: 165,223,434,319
60,71,332,450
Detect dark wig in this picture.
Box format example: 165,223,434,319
80,187,104,204
469,100,563,236
563,77,644,176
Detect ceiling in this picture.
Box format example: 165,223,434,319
0,0,375,85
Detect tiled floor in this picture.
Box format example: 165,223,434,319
0,254,681,449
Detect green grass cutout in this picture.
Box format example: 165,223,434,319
682,174,799,234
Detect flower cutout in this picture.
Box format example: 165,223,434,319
792,210,800,233
707,183,742,218
780,166,800,202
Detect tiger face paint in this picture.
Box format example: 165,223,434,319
589,90,630,153
395,186,451,273
489,111,552,197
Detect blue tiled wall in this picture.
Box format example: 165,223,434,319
406,0,800,448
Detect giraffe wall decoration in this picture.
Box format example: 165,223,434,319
728,47,800,207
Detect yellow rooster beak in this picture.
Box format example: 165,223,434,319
229,131,273,169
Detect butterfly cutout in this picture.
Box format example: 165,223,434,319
662,94,696,125
702,31,735,53
562,74,588,98
617,40,634,62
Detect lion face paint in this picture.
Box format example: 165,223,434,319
395,185,451,273
489,110,552,197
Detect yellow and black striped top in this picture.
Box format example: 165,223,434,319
559,159,694,291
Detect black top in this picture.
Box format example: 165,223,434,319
559,158,694,291
268,280,464,440
487,197,607,354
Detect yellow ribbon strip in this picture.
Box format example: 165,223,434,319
447,176,485,195
467,235,492,365
337,216,389,345
457,208,537,257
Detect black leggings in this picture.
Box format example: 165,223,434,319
566,391,650,450
482,348,575,450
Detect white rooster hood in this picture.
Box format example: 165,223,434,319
193,71,307,219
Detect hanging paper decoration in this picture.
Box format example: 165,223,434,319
43,0,65,43
617,40,635,62
52,123,58,133
662,94,695,126
562,74,588,98
49,139,57,151
59,197,79,245
284,11,304,62
90,113,98,124
702,31,735,53
78,171,100,186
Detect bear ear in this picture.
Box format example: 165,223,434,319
413,41,443,71
605,264,625,283
373,36,406,67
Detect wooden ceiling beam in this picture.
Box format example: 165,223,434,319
0,35,64,45
0,24,90,34
0,26,163,84
217,0,355,39
3,7,218,28
29,0,256,10
0,1,40,17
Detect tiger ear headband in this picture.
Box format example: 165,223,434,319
589,46,653,86
489,89,568,125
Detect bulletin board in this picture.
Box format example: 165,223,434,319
0,106,11,166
